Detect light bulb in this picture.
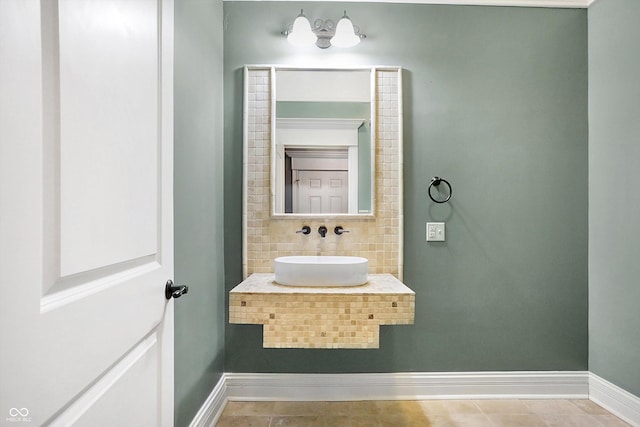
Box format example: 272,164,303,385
330,12,360,48
287,11,317,47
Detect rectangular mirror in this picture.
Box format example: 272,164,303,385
243,66,403,279
273,68,375,216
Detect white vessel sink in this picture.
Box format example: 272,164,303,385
274,256,368,287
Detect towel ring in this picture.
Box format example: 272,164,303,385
428,176,452,204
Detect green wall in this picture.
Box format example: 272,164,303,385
174,0,225,425
588,0,640,397
276,101,369,119
224,3,588,373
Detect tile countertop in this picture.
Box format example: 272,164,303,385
230,273,415,295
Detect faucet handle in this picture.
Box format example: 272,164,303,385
334,226,350,235
296,226,311,235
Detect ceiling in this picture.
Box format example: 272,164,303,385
225,0,595,7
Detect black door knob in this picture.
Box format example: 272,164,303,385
165,280,189,300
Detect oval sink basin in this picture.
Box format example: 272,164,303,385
274,256,368,287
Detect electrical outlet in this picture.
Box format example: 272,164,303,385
426,222,445,242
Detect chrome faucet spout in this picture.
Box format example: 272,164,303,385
334,226,350,235
318,226,328,238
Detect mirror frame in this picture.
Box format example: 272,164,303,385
242,65,403,280
270,66,377,219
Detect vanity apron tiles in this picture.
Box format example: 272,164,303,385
229,274,415,349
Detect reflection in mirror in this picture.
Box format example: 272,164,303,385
273,69,374,216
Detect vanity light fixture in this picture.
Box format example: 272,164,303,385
331,11,362,48
285,10,317,47
282,9,366,49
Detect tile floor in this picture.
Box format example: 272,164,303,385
215,399,631,426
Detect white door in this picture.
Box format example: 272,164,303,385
0,1,175,425
294,170,349,214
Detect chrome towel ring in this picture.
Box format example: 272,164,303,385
428,176,452,204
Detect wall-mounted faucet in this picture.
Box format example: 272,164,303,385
296,226,311,235
334,226,350,235
318,226,328,238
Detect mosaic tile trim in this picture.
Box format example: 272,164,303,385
243,67,403,280
229,274,415,349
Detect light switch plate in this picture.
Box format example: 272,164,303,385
426,222,445,242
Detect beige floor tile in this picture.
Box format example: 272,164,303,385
221,402,276,417
422,413,495,427
375,400,426,418
272,401,329,416
376,403,434,427
270,416,324,426
485,413,548,426
215,399,631,427
324,400,381,416
570,399,615,415
377,413,432,427
420,400,482,415
474,399,534,414
541,413,609,427
591,414,632,426
323,415,383,427
320,402,352,417
215,415,270,427
522,399,586,415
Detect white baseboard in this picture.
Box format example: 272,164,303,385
225,371,589,401
189,373,228,427
190,371,640,427
590,373,640,427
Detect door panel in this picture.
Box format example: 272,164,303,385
295,170,348,214
0,1,174,425
50,333,160,427
57,0,159,276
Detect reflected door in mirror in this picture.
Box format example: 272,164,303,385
274,69,374,216
294,170,348,214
